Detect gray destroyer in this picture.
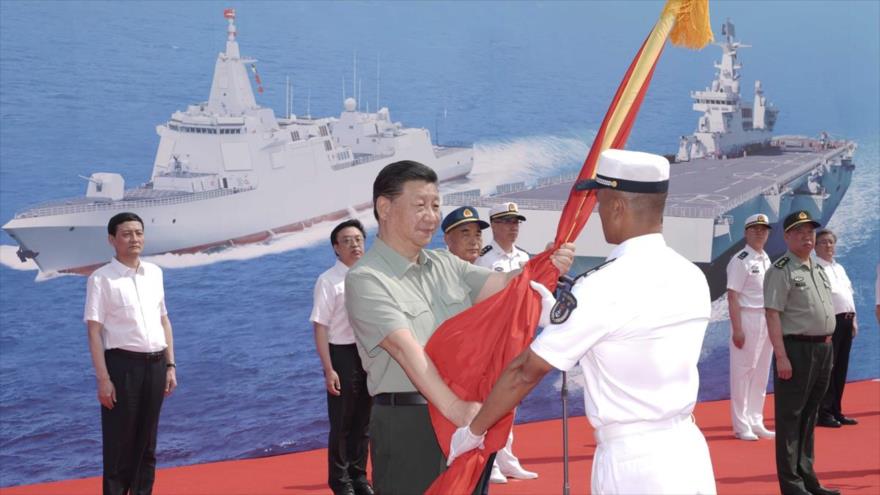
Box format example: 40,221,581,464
3,10,473,274
444,19,856,299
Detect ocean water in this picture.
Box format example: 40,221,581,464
1,1,878,487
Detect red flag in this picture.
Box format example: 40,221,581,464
425,1,713,493
250,64,264,94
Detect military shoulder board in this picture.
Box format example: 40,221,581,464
549,259,617,325
737,251,749,260
479,245,492,256
572,258,617,284
774,256,790,269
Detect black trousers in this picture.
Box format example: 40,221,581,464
773,339,832,495
102,350,167,495
370,403,492,495
327,344,372,492
820,314,854,420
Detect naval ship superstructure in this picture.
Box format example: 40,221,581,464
444,19,856,299
2,10,473,274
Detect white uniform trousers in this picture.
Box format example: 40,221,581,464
592,415,716,495
729,307,773,435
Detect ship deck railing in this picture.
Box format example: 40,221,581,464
14,186,255,219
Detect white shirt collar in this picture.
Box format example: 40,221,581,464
815,256,835,268
606,233,666,261
743,244,767,259
332,259,351,275
491,239,514,256
110,257,144,276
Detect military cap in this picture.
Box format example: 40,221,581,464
783,210,821,232
442,206,489,233
489,202,526,222
745,213,771,229
575,149,669,193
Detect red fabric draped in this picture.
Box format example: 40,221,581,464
424,15,671,495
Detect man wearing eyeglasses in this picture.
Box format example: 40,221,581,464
476,202,530,274
310,219,374,495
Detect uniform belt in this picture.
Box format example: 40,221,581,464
837,312,855,320
594,414,693,444
783,334,831,343
106,348,165,361
374,392,428,406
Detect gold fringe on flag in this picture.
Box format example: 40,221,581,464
663,0,714,49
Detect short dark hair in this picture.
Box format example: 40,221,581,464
107,212,144,236
372,160,438,220
331,219,366,246
816,229,837,243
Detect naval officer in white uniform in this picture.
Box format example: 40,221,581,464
476,202,530,273
474,201,538,484
726,213,775,441
447,149,717,494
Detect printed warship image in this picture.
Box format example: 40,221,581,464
445,19,857,299
2,9,473,274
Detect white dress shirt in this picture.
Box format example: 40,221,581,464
84,258,168,353
475,240,529,273
726,244,770,309
531,234,711,429
310,260,357,345
816,257,856,314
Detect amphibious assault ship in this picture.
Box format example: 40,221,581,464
444,19,856,299
2,9,473,274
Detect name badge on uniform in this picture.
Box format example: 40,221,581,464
793,275,806,288
750,266,761,274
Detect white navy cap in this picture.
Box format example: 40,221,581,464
744,213,771,229
575,149,670,193
489,202,526,221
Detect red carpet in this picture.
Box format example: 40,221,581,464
4,380,878,495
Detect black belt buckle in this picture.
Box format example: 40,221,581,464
108,348,165,361
374,392,428,406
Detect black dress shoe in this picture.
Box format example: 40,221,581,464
353,483,374,495
806,485,840,495
836,415,858,425
333,485,356,495
816,417,842,428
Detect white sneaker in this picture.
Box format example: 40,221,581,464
489,462,507,484
735,430,759,441
752,425,776,439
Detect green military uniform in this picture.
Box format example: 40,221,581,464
345,238,492,495
764,249,835,495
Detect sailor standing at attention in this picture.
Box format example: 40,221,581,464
726,213,775,441
447,149,717,495
476,202,530,273
310,219,374,495
84,212,177,495
475,201,537,483
764,210,838,495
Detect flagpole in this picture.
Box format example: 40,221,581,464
562,370,570,495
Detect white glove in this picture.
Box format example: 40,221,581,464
530,281,556,327
447,425,485,466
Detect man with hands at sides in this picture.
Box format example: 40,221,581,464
726,213,775,441
345,160,574,495
311,219,373,495
447,150,717,495
85,212,177,495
